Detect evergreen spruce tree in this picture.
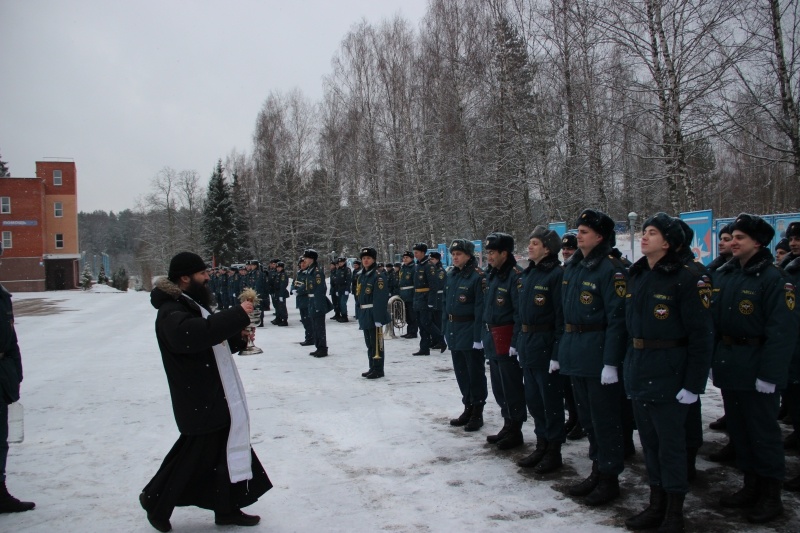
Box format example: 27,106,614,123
81,265,93,290
0,150,10,177
112,267,129,291
202,160,238,265
230,172,251,259
98,266,109,284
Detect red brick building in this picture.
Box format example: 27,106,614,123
0,160,80,291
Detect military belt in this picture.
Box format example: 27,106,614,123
565,323,605,333
721,335,765,347
632,338,688,350
360,304,374,309
400,286,413,290
486,322,514,331
448,314,474,323
521,324,555,333
415,288,430,292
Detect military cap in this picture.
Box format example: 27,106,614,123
449,239,475,256
777,237,790,253
575,209,615,243
360,247,377,259
529,226,562,255
642,213,685,250
485,232,514,254
785,221,800,239
269,258,279,264
718,223,734,239
352,259,362,266
561,233,577,249
412,242,428,253
429,251,442,260
277,261,285,268
337,257,346,262
731,213,775,246
394,262,401,268
303,249,319,261
402,250,414,259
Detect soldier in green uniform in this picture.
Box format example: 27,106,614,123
293,254,315,347
482,232,526,450
561,233,577,263
295,250,329,358
329,260,341,321
412,244,444,355
429,251,446,345
623,214,713,532
443,239,487,432
712,214,798,524
781,222,800,491
273,262,289,327
351,259,362,320
356,247,390,379
559,209,628,507
516,226,566,473
335,257,352,322
398,252,418,339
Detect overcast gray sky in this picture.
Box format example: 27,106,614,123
0,0,429,213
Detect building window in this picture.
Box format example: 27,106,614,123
1,231,11,249
0,197,9,214
53,170,62,186
55,233,64,249
54,201,63,217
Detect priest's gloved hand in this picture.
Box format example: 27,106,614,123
756,378,776,394
675,388,698,404
375,322,383,328
472,341,483,350
549,360,560,374
600,365,618,385
509,347,518,356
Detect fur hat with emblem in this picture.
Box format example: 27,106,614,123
360,247,377,259
485,232,514,254
575,209,615,243
642,213,686,250
528,225,562,255
449,239,475,257
785,221,800,239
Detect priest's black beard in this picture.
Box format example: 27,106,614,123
184,278,212,311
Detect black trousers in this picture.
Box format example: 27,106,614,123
363,326,385,372
311,312,327,350
451,349,488,406
488,357,527,422
403,300,417,336
299,306,312,342
723,389,785,479
523,366,566,443
633,399,690,493
570,375,624,476
141,426,272,520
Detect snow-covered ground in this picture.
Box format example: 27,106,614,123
2,283,798,532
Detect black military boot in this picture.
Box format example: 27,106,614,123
215,509,261,526
299,340,314,346
338,315,349,323
686,446,699,482
708,441,735,462
534,442,563,474
657,492,686,533
517,439,548,468
450,405,473,427
310,348,329,358
709,415,727,430
624,485,666,530
719,471,760,507
568,461,600,497
464,404,484,431
330,313,341,321
784,472,800,492
566,422,586,440
496,421,524,450
361,369,373,377
0,481,35,514
450,405,472,427
412,350,430,356
584,473,620,506
746,476,784,524
487,418,512,444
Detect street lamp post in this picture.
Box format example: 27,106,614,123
628,211,639,262
388,243,394,264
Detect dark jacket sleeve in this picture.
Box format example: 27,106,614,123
158,303,250,354
759,270,800,387
602,264,628,368
679,270,715,394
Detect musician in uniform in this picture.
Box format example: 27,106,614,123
398,252,418,339
356,248,390,379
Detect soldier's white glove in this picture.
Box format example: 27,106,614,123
675,388,698,404
428,305,433,308
549,360,560,373
472,341,483,350
756,378,776,394
375,322,382,328
600,365,618,385
509,347,518,356
345,291,349,296
279,297,284,302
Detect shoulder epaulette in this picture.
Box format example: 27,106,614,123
607,256,628,270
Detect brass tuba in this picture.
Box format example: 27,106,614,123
387,295,406,336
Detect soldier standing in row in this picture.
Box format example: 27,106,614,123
623,213,713,532
297,250,329,358
443,239,487,432
712,214,798,523
560,209,627,506
561,233,577,263
412,243,443,355
482,232,526,450
329,260,341,321
272,261,289,327
398,252,418,339
351,259,362,321
781,222,800,491
294,255,314,348
516,226,566,473
335,257,352,322
429,252,446,345
356,247,390,379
